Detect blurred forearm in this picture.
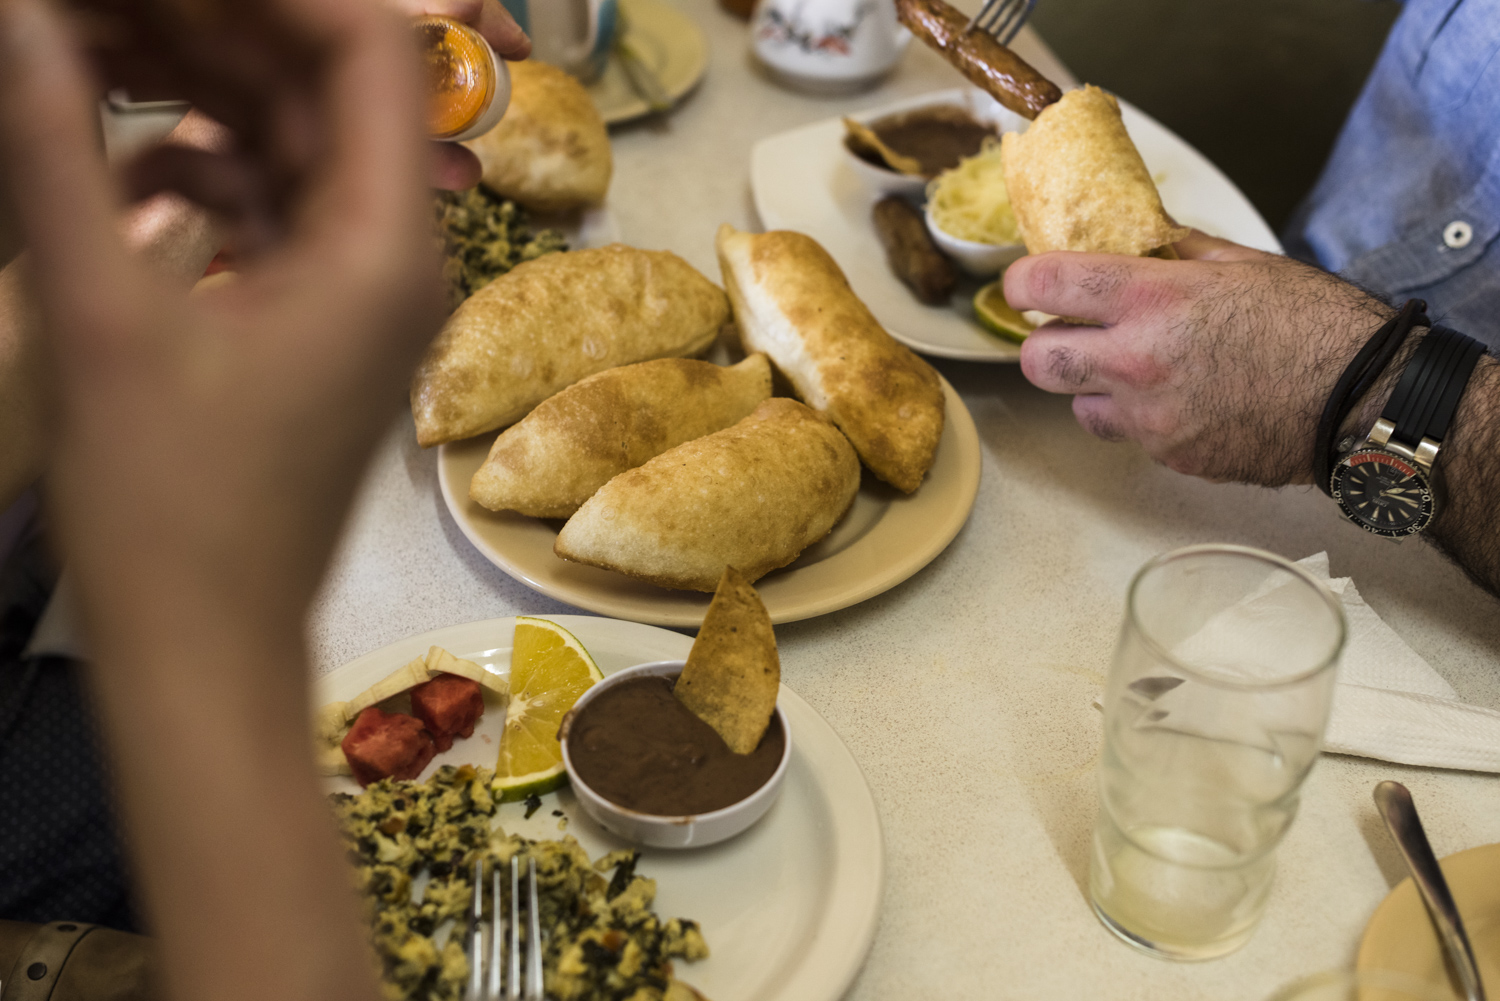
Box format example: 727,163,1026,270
0,117,222,512
87,602,378,1001
0,257,45,508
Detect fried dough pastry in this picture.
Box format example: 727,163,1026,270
463,60,612,212
554,398,860,591
411,245,729,446
716,225,945,493
470,355,773,518
1001,86,1189,257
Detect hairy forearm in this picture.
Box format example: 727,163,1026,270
1427,354,1500,594
85,615,380,1001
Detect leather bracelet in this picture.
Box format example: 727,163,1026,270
1314,299,1428,497
1379,324,1486,449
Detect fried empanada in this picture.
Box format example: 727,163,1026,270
1000,85,1188,257
411,245,730,447
716,225,945,493
554,398,860,591
463,60,612,212
470,355,773,518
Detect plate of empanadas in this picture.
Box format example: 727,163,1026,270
416,229,981,626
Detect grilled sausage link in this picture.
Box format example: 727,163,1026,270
872,197,958,306
895,0,1062,120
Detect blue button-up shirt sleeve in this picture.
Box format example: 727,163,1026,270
1282,0,1500,350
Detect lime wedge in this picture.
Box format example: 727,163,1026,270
973,280,1037,344
495,617,603,802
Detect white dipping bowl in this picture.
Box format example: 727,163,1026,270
924,200,1026,277
560,660,791,850
842,139,929,199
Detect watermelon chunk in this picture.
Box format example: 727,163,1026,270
342,707,436,787
409,674,485,753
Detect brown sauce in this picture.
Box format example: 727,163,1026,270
565,675,784,817
859,107,998,178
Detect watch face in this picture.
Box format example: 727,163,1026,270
1331,449,1435,537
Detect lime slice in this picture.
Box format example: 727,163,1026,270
973,280,1037,344
495,617,603,802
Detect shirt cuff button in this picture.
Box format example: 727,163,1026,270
1443,220,1473,249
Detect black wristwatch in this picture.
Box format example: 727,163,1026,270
1329,324,1487,538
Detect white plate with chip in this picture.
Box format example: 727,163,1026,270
750,86,1283,362
318,614,883,1001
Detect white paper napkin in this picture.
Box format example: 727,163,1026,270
1091,553,1500,773
1297,552,1500,773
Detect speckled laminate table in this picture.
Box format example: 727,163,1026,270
306,5,1500,999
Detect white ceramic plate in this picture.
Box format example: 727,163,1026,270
437,376,981,627
319,614,884,1001
589,0,708,125
750,87,1284,362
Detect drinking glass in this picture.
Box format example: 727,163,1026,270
1089,545,1346,960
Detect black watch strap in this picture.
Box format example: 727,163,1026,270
1314,300,1427,496
1379,324,1486,451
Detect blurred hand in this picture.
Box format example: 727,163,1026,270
0,0,443,996
1,0,444,630
393,0,530,190
1006,231,1394,486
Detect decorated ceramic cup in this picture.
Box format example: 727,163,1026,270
752,0,910,94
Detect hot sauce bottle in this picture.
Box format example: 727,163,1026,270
414,16,510,142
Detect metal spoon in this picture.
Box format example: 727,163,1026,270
1374,780,1487,1001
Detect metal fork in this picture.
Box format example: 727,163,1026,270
963,0,1038,45
466,855,543,1001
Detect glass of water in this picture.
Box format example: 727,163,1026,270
1089,545,1346,961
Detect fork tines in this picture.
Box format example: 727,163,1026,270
962,0,1038,45
466,855,543,1001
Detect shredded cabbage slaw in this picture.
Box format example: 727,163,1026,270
926,139,1021,245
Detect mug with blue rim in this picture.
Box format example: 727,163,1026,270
503,0,618,83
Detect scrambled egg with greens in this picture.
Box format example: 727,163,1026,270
331,765,709,1001
434,188,568,309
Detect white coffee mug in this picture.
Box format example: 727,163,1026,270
502,0,618,83
752,0,910,94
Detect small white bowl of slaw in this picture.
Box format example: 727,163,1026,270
923,140,1025,277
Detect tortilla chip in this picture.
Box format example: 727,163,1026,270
1000,85,1189,257
843,117,924,175
674,567,780,755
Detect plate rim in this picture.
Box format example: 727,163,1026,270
317,613,885,1001
750,86,1284,363
1356,840,1500,992
436,376,982,627
591,0,709,126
